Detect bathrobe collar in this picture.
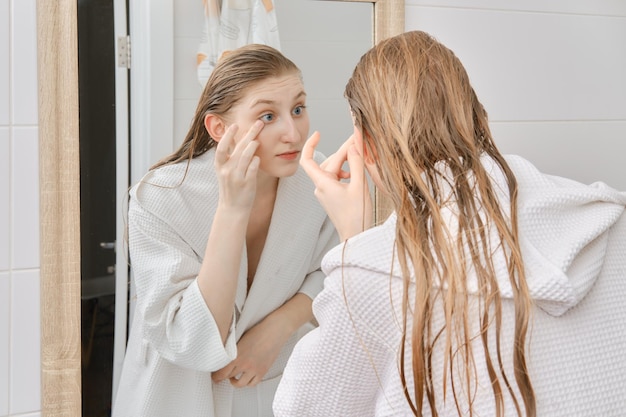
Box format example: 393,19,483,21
234,166,316,333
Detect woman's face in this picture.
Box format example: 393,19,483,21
226,73,309,179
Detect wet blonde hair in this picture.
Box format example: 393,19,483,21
345,31,535,416
152,43,301,170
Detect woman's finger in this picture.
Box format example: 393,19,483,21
215,124,238,165
320,135,354,176
231,120,263,160
236,140,260,175
232,121,263,177
230,372,255,388
300,132,323,180
301,131,320,163
346,144,365,187
244,155,260,180
212,363,236,383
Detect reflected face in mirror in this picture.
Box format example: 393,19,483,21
113,44,341,417
222,74,310,179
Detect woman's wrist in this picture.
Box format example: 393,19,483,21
214,204,252,223
268,293,313,337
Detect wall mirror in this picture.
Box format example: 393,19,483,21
37,0,404,414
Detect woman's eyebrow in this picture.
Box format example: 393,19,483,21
250,91,307,108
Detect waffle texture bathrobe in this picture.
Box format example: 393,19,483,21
274,155,626,417
112,149,337,417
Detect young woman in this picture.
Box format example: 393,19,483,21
274,30,626,416
112,44,337,417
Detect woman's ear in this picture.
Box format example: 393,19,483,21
204,114,227,142
352,125,376,164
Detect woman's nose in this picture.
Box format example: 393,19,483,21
280,117,299,143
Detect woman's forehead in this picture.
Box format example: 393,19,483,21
241,74,306,106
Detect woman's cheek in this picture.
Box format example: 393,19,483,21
298,117,310,140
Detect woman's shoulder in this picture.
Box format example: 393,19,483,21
322,213,400,277
129,151,218,213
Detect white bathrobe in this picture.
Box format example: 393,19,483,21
274,155,626,416
112,149,338,417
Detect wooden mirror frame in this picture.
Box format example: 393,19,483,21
37,0,404,414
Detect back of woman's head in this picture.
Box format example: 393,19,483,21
345,31,536,416
345,30,494,195
152,44,301,169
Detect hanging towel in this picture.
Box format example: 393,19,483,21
197,0,281,86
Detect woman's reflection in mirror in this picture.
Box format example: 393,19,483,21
112,44,338,417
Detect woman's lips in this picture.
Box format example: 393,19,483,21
277,151,300,160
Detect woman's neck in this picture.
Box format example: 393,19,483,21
256,171,279,196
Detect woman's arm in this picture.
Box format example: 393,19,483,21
197,206,251,343
273,267,400,416
129,200,238,371
196,121,263,342
211,292,314,387
130,122,263,371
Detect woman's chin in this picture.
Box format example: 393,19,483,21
259,164,299,179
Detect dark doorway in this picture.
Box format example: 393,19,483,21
78,0,117,415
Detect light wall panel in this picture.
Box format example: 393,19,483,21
406,1,626,190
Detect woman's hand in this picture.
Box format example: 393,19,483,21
214,121,263,212
211,314,288,388
300,131,373,241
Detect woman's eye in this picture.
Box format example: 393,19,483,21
293,105,306,116
260,113,274,123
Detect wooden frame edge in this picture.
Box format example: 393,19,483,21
373,0,404,223
38,0,82,415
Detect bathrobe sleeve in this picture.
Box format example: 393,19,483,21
274,264,408,416
275,216,418,416
128,192,237,372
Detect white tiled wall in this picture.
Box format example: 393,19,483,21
0,273,9,417
11,0,38,126
406,0,626,190
0,0,42,415
9,271,40,415
11,128,39,270
0,129,9,272
0,0,9,126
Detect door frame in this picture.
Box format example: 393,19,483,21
111,0,130,400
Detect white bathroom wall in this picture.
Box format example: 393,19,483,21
0,0,42,415
274,0,372,157
406,0,626,190
172,0,372,158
